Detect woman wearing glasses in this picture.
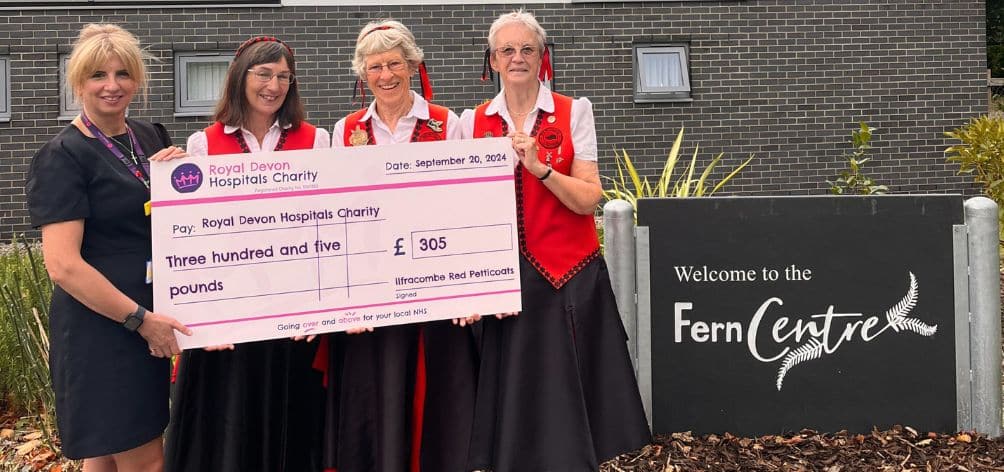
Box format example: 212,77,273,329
165,36,330,472
460,10,651,472
318,20,478,472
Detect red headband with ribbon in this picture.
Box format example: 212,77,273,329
235,36,294,58
353,25,434,105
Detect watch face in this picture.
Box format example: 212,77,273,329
123,315,142,331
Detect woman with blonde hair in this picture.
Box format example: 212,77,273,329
318,19,478,472
461,10,651,471
26,23,189,471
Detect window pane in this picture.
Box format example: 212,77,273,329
0,57,8,115
642,52,683,89
633,44,691,103
186,60,227,102
59,54,81,117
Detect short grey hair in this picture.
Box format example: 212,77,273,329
352,20,424,79
487,9,547,52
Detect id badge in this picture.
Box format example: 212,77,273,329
146,260,153,284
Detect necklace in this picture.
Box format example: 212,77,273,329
108,133,140,166
509,104,535,117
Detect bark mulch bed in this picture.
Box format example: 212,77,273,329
601,426,1004,471
3,411,1004,471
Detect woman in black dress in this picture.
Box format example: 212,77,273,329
459,10,651,471
25,23,188,471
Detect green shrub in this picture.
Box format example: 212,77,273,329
827,122,889,195
0,237,54,435
944,115,1004,249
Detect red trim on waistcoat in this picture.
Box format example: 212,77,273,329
205,121,317,154
472,93,600,289
170,121,318,387
342,104,449,145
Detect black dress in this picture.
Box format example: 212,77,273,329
25,120,172,459
468,256,652,472
164,126,326,472
165,339,325,472
322,321,479,472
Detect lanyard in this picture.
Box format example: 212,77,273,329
80,111,150,189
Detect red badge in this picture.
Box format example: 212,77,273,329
537,126,563,149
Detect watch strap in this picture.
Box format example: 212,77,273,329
123,305,146,331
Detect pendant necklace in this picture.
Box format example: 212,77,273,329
108,133,140,167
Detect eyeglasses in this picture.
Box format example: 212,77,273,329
247,68,295,85
496,46,538,59
366,60,408,76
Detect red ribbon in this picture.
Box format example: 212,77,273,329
539,46,553,82
481,48,493,82
351,78,367,107
418,62,433,101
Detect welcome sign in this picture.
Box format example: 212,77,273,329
638,196,962,436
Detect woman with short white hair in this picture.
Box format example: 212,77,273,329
461,9,652,471
321,19,478,472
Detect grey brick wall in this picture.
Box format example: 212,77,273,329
0,0,987,238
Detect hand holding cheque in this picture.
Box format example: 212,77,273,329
150,137,521,348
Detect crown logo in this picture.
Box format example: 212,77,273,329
170,163,204,194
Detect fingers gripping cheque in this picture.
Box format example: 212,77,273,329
150,137,521,348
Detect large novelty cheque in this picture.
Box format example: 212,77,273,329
150,138,521,349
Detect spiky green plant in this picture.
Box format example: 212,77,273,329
0,237,55,436
602,128,755,210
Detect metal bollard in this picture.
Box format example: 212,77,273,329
603,199,638,371
965,196,1002,437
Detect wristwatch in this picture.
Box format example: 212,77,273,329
123,305,147,332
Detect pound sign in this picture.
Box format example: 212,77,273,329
393,238,405,256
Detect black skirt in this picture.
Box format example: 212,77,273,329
164,339,325,472
323,320,479,472
468,256,652,472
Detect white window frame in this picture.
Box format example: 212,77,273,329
0,56,10,122
174,51,231,117
59,53,81,120
633,44,692,103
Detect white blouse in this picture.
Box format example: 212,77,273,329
458,84,598,162
332,91,461,146
187,120,331,155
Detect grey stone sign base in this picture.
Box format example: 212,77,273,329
602,197,1003,437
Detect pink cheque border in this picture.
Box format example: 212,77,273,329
151,174,514,207
186,288,521,327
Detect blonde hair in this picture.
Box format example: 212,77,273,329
352,20,424,79
488,9,547,51
66,24,149,102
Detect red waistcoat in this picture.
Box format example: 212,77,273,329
342,104,449,145
204,121,317,154
473,92,600,289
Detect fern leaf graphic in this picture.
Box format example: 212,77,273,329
899,318,938,337
776,337,825,391
884,272,918,332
